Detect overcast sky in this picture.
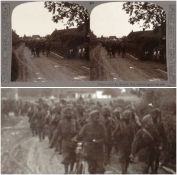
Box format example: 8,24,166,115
12,2,152,37
12,2,71,37
90,2,152,38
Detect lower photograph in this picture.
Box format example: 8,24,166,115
1,88,176,174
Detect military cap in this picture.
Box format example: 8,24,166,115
89,109,99,117
102,107,111,115
113,107,121,114
62,106,72,115
151,108,161,116
122,109,132,120
142,114,153,127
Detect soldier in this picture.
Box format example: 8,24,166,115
49,105,62,153
130,114,159,173
41,42,46,55
35,41,41,57
101,107,114,164
112,110,135,174
46,42,51,57
29,105,38,136
112,108,121,153
121,43,127,58
112,107,121,125
48,111,60,146
44,110,51,141
77,109,107,174
57,107,78,174
36,106,46,141
150,108,167,173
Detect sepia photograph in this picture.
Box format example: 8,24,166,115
1,1,176,86
90,2,167,81
11,2,90,82
1,88,176,174
12,1,168,82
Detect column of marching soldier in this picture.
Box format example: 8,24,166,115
2,97,167,174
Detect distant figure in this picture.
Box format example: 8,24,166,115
41,42,46,55
121,43,127,58
117,43,121,56
111,43,117,58
46,42,51,57
31,46,36,57
35,42,41,57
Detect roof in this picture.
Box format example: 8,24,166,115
32,35,40,37
128,30,161,39
51,24,87,38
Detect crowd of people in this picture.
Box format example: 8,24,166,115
102,41,127,58
2,96,167,174
25,40,51,57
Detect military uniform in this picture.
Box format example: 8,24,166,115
101,107,114,164
36,108,46,141
112,110,135,174
78,110,107,174
130,114,160,173
57,107,78,174
151,108,167,173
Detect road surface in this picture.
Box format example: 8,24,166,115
109,54,167,81
15,45,90,82
2,117,167,174
15,45,167,82
91,46,168,81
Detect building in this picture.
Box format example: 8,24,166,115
109,36,118,41
32,35,41,40
126,29,166,62
49,24,88,58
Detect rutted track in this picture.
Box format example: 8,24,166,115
1,117,64,174
1,117,169,174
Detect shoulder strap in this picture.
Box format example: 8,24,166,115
142,128,154,141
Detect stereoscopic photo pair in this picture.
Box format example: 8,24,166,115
1,1,176,175
1,1,176,86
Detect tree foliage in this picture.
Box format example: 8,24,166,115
12,30,20,46
44,2,89,27
122,2,166,30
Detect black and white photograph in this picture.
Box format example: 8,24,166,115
90,2,167,81
1,88,176,174
12,2,90,82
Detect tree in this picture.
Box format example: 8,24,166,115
44,2,90,60
44,2,89,28
122,2,166,30
12,30,20,46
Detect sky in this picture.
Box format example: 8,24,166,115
12,2,152,37
12,2,70,37
90,2,152,38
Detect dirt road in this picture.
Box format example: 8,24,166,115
109,54,167,81
90,46,167,81
16,45,90,82
2,117,168,174
1,117,64,174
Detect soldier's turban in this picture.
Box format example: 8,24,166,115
89,109,99,117
122,109,132,120
142,114,153,127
